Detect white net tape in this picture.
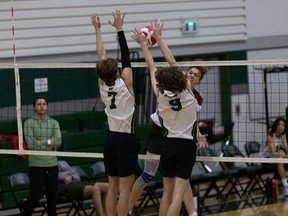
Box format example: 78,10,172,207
2,59,288,68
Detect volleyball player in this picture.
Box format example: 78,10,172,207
128,20,208,216
91,11,140,216
131,25,208,216
151,20,208,216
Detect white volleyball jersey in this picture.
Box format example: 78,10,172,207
151,112,161,127
268,131,285,152
99,78,135,133
151,88,203,128
157,88,198,140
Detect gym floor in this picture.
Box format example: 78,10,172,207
2,173,287,216
2,194,287,216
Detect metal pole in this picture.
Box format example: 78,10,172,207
264,68,269,131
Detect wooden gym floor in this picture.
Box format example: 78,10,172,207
135,193,288,216
2,175,288,216
2,194,288,216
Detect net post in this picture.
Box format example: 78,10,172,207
14,64,24,156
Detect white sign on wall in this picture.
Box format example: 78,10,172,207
34,78,48,93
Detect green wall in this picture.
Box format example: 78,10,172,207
0,68,99,107
227,51,248,85
0,70,16,107
219,51,247,125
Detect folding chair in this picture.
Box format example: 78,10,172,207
8,172,47,215
222,143,264,198
244,141,273,195
245,141,262,158
91,161,106,180
72,165,91,183
197,147,227,202
61,166,92,216
65,199,90,216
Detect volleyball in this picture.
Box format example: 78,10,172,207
140,25,157,47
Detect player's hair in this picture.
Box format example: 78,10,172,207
33,96,48,106
155,66,187,93
96,58,119,84
188,58,208,80
270,116,287,133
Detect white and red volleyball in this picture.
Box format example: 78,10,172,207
140,25,157,47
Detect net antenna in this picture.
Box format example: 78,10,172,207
10,0,24,156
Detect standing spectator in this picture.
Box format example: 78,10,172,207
91,10,140,216
131,26,207,216
22,96,62,216
266,117,288,196
57,160,108,216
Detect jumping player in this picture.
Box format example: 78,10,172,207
91,10,140,216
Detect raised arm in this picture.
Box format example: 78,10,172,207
131,28,158,96
108,10,133,90
91,13,105,85
151,20,179,67
91,13,106,61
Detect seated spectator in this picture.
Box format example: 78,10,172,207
266,117,288,196
57,160,108,216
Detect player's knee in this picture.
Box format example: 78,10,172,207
135,172,154,187
141,172,154,183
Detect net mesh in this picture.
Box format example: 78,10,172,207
1,60,288,164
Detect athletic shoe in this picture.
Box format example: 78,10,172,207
190,212,198,216
127,209,133,216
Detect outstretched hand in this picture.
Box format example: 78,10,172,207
108,10,126,31
151,19,164,40
91,13,101,29
197,133,208,148
131,28,147,45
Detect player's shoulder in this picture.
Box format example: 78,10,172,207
192,89,203,106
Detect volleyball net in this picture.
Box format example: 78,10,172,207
1,60,288,164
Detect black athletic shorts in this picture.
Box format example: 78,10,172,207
159,137,197,179
58,182,89,200
146,123,163,155
104,131,140,177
